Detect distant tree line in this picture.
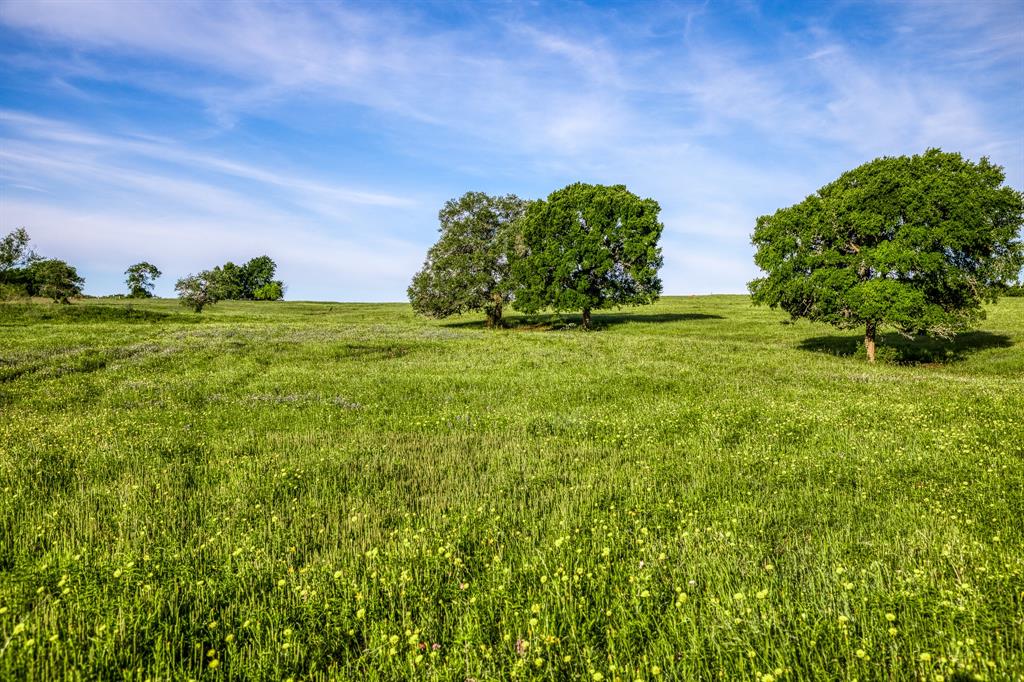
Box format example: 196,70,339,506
0,228,286,311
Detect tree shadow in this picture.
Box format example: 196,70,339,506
798,331,1014,364
442,312,724,330
0,303,174,326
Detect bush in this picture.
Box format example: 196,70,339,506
0,283,28,301
253,281,284,301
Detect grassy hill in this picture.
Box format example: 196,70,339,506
1,296,1022,680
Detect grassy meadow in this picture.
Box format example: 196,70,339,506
1,295,1022,681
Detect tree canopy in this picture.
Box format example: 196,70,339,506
175,271,222,313
408,192,528,327
253,281,285,301
125,262,162,298
749,148,1024,362
28,259,85,304
1,228,87,302
1,227,37,275
208,256,284,300
511,183,664,328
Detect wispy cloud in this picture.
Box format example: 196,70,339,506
1,111,415,208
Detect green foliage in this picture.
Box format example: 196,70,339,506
241,255,278,298
512,183,664,327
174,271,222,312
208,261,245,299
0,228,41,298
0,227,37,274
0,296,1022,680
1,229,90,302
252,281,284,301
25,258,85,303
408,192,528,327
208,256,284,300
750,149,1024,360
0,283,26,301
124,261,162,298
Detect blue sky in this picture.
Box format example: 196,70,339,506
1,0,1021,300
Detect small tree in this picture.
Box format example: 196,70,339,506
512,183,664,328
175,271,222,313
749,149,1024,362
408,192,528,327
28,258,85,303
125,262,162,298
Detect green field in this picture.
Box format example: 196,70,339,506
1,296,1022,681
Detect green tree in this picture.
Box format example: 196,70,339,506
175,271,222,313
512,183,664,329
749,149,1024,362
207,256,282,300
408,192,528,327
0,227,37,275
240,256,278,298
125,262,162,298
27,258,85,303
0,227,40,299
209,261,245,299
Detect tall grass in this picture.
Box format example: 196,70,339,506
1,296,1021,680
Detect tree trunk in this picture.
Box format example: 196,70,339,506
582,308,591,329
864,320,877,363
485,298,502,328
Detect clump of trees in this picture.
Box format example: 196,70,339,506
409,184,664,329
0,228,85,303
0,228,286,312
125,262,162,298
174,255,284,312
207,256,284,301
749,148,1023,362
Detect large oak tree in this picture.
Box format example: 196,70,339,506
749,149,1023,362
512,183,663,328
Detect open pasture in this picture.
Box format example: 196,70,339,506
1,296,1022,680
